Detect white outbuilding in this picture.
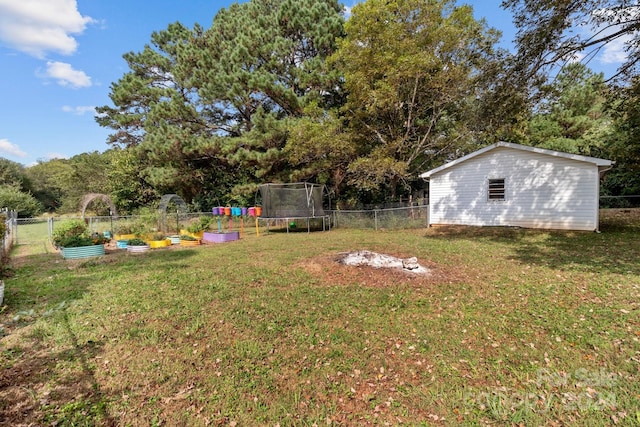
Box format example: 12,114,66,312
420,142,613,231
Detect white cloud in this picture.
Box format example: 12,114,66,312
589,6,639,66
0,138,28,158
0,0,95,58
62,105,96,115
599,35,631,64
44,61,92,88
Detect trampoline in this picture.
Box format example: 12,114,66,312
257,183,331,233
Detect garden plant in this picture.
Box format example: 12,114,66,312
0,209,638,426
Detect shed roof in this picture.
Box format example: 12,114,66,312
420,141,613,179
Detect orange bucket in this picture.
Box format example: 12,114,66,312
255,206,262,216
224,207,231,216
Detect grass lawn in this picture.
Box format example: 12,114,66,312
1,209,639,426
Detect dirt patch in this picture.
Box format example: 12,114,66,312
337,250,430,274
297,251,461,288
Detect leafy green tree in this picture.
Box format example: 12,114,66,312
96,22,222,203
603,77,640,197
59,152,113,213
25,152,113,214
503,0,640,83
25,158,74,212
97,0,344,204
0,158,33,193
284,105,356,198
0,184,42,217
105,147,160,214
193,0,345,187
332,0,502,198
528,63,611,155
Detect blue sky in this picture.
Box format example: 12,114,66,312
0,0,626,167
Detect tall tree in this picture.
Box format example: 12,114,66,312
528,63,611,155
0,158,33,192
105,147,160,214
25,158,74,212
97,0,344,203
332,0,503,198
0,158,40,216
25,152,113,214
503,0,640,83
603,77,640,196
284,104,356,198
193,0,345,185
96,22,227,203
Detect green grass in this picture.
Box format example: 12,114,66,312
1,209,639,426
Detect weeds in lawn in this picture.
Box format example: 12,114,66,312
0,209,638,425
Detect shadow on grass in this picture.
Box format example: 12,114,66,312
0,310,117,426
424,210,640,275
0,247,205,424
2,248,198,333
510,230,639,275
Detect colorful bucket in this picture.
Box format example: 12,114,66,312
255,206,262,216
241,207,248,216
212,207,220,215
127,244,150,254
248,207,255,217
114,233,135,241
224,207,231,216
232,207,241,216
147,239,171,248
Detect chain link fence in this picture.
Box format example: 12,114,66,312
330,204,429,230
1,210,16,257
8,195,640,249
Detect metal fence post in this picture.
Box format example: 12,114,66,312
48,217,53,243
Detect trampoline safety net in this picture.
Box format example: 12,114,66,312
258,183,328,218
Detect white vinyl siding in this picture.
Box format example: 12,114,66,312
428,146,600,230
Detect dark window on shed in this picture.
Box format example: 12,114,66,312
488,178,505,200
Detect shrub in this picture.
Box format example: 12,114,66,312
114,223,135,235
91,233,111,245
149,232,165,241
187,216,213,233
52,220,93,248
0,185,43,217
115,221,147,236
127,238,148,246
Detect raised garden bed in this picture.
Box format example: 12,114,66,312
61,244,105,259
203,231,240,243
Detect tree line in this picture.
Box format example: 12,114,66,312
2,0,639,216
